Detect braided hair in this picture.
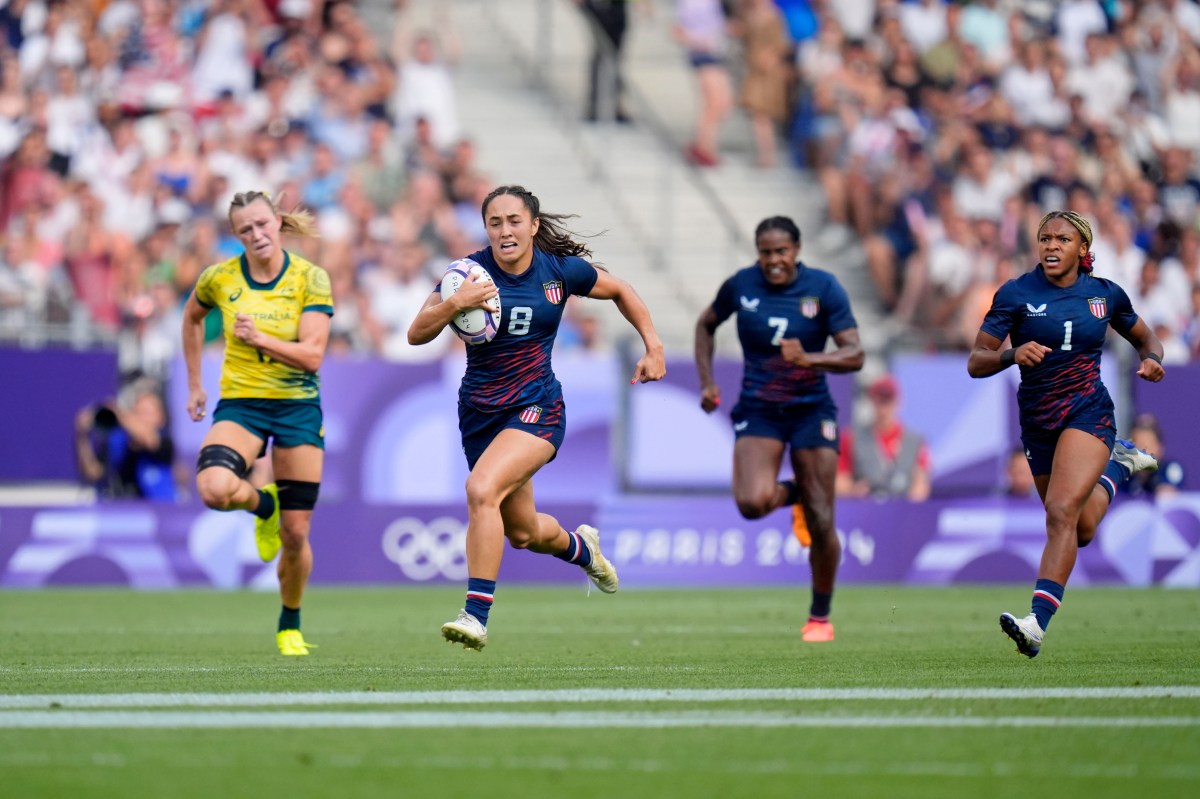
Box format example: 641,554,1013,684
228,190,318,238
481,185,594,259
755,216,802,245
1038,210,1094,273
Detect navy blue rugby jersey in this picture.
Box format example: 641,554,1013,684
710,262,857,408
980,265,1138,430
456,246,599,410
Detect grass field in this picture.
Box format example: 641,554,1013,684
1,585,1198,798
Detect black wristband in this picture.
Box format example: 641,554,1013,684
1144,352,1162,364
1000,349,1016,368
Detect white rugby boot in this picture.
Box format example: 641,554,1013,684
999,612,1044,658
441,609,487,650
575,524,619,593
1112,438,1158,476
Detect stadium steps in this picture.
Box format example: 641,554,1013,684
367,0,886,358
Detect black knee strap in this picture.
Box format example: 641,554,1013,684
277,479,320,511
197,445,250,478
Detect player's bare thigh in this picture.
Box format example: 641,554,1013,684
469,429,554,508
272,443,323,483
732,436,786,511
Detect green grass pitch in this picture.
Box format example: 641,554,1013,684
1,585,1198,798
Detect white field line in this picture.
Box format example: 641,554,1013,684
0,665,680,674
3,751,1199,780
0,710,1197,729
1,686,1199,709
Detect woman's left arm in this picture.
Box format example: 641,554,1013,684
236,310,332,373
1118,317,1165,383
588,269,666,383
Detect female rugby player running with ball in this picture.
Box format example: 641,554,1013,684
408,185,666,650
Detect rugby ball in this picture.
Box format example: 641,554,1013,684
439,259,501,345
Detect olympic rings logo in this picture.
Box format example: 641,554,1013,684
380,516,469,581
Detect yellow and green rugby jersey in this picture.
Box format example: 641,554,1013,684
193,251,335,401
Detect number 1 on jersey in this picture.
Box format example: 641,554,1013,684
1062,320,1073,351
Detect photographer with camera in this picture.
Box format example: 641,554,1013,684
74,378,178,501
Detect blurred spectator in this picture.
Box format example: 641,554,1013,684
359,238,450,362
190,0,258,105
577,0,636,124
1157,146,1200,228
1056,0,1110,67
836,374,931,501
0,231,42,333
352,116,406,211
74,377,177,501
674,0,733,167
556,303,611,357
63,185,126,331
952,144,1016,224
300,141,344,210
732,0,792,168
1125,413,1185,498
898,0,947,55
1002,445,1037,499
1184,283,1200,358
999,41,1057,128
392,30,459,150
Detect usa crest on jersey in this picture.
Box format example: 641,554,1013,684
800,296,820,319
543,280,564,305
1088,297,1107,319
519,405,543,424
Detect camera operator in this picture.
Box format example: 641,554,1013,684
74,379,178,501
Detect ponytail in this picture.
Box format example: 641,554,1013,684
229,190,318,238
482,184,594,259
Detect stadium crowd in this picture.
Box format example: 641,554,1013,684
789,0,1200,358
0,0,508,384
3,0,1200,383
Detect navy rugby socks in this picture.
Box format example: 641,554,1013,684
1030,579,1063,631
554,529,594,568
465,578,496,626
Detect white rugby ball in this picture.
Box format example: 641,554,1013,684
439,259,501,345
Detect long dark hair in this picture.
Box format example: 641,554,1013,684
481,185,593,259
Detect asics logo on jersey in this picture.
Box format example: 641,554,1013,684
739,296,760,311
1025,302,1046,316
229,288,243,302
733,421,749,432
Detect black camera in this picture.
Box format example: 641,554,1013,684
93,406,119,430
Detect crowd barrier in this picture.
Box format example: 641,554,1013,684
8,348,1196,499
2,493,1197,588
